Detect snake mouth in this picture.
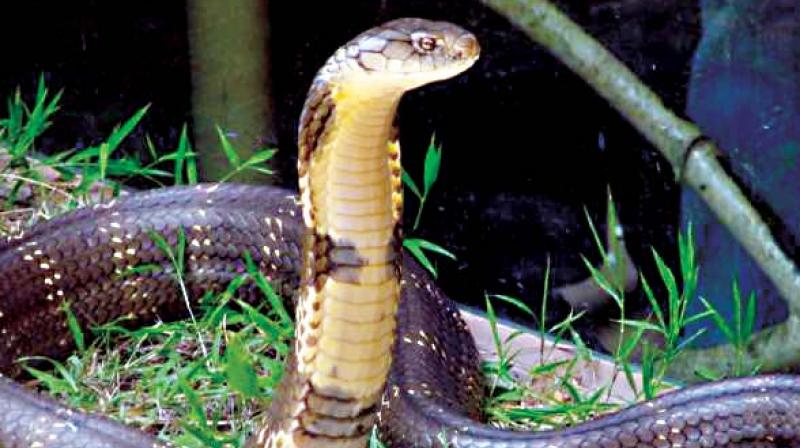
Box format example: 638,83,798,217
452,34,480,61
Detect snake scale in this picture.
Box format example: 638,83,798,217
0,17,799,448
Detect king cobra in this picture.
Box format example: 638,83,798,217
0,17,799,448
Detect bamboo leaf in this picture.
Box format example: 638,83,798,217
403,238,437,278
422,138,442,195
407,238,456,260
216,126,241,168
402,169,422,199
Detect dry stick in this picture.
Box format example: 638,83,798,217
480,0,800,377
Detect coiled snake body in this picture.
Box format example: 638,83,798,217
0,18,799,448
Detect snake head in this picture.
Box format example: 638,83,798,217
323,18,480,90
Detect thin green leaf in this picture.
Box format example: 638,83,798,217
369,427,387,448
404,238,437,278
683,309,714,326
176,228,186,273
581,256,621,306
583,207,606,259
422,138,441,195
484,296,506,376
223,334,260,398
744,290,756,341
652,249,679,305
216,126,241,168
99,142,109,180
528,359,570,376
402,169,422,199
489,294,535,317
242,252,293,329
23,363,77,393
679,223,697,287
242,149,277,167
178,376,207,424
693,366,722,381
674,328,707,353
614,319,663,334
639,275,666,331
406,238,456,260
617,326,646,360
21,356,79,393
105,105,150,154
60,301,85,354
237,300,282,342
145,134,158,161
174,125,189,185
699,296,734,343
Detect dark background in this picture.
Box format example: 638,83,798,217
0,0,702,346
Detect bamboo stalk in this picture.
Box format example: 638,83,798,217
187,0,275,183
480,0,800,374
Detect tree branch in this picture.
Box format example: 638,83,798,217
480,0,800,376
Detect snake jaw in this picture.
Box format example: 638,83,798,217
451,33,480,63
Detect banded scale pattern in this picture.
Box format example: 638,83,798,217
256,17,480,448
1,186,800,447
0,184,303,377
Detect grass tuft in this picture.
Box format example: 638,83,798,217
0,78,766,446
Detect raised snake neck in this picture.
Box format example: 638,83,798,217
0,17,799,448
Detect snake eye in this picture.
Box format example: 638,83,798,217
412,33,439,53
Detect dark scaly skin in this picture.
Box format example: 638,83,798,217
0,377,163,448
0,184,798,447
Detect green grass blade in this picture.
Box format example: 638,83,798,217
216,126,241,168
223,334,260,398
583,207,606,258
408,238,456,260
731,279,742,347
105,105,150,154
402,169,422,199
699,296,734,343
744,290,756,342
403,238,437,278
489,294,535,318
242,251,293,329
581,255,622,306
369,427,387,448
422,137,441,195
242,148,277,167
639,275,666,331
60,301,86,354
175,125,190,185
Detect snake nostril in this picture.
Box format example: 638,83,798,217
454,34,479,59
